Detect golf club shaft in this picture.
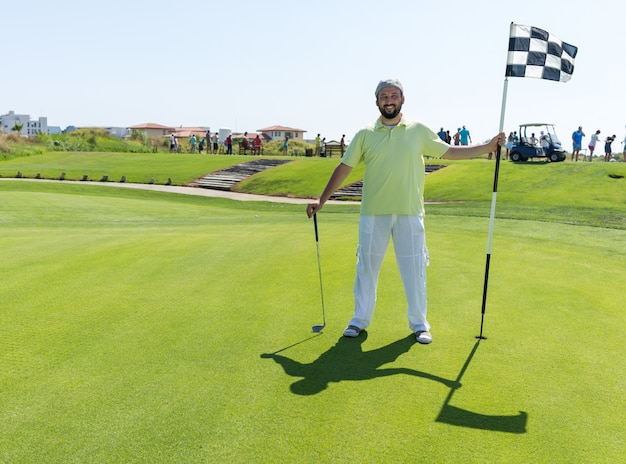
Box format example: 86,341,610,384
313,214,326,326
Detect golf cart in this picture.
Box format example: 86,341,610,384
509,123,566,162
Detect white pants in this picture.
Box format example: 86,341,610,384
349,215,430,333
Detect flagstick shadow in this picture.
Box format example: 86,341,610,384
261,332,458,396
435,339,528,434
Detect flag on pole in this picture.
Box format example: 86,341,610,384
505,24,578,83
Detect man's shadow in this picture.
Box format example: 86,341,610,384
262,336,527,434
261,332,459,396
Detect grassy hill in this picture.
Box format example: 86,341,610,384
1,151,624,229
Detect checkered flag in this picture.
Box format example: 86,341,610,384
505,24,578,83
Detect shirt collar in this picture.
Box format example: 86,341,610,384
375,114,407,130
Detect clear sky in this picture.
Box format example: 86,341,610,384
4,0,624,146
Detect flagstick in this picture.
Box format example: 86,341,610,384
477,77,509,340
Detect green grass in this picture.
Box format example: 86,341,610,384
0,179,624,463
235,156,365,198
0,152,254,185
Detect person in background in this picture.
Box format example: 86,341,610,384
452,128,460,146
604,134,615,162
539,131,550,156
459,125,472,145
282,136,289,156
588,130,601,162
571,126,585,161
241,132,250,152
253,134,263,155
306,79,504,345
505,132,515,159
225,134,233,154
212,132,219,154
169,133,176,153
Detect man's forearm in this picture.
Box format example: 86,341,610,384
442,138,499,160
318,163,353,205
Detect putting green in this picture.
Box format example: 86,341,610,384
0,182,624,463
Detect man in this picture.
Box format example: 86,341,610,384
459,125,472,145
571,126,585,161
212,132,219,154
169,133,176,153
539,131,550,155
253,134,263,155
437,127,447,142
306,79,504,344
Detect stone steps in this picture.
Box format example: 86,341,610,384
191,159,293,191
331,164,447,199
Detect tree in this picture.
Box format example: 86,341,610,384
11,123,23,135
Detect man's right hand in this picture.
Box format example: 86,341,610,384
306,201,321,218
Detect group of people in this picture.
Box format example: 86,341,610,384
314,134,347,157
571,126,624,162
169,131,268,155
238,132,264,155
437,126,472,146
502,130,551,159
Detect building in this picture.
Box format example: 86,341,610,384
127,123,212,140
127,122,176,138
258,125,306,141
1,110,48,136
105,127,131,138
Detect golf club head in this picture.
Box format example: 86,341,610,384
311,324,325,333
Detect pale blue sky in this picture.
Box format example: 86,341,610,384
4,0,624,145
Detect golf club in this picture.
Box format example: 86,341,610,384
311,214,326,332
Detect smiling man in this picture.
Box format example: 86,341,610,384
306,79,504,344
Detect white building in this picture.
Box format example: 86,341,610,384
257,125,306,141
1,110,48,136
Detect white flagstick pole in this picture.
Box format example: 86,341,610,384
477,76,509,340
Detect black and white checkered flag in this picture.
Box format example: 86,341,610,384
505,24,578,83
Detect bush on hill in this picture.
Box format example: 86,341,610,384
0,128,152,159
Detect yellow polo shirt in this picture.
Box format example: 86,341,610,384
341,117,449,216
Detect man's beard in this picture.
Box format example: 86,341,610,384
378,103,402,120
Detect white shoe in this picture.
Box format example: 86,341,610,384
343,325,361,337
415,330,433,344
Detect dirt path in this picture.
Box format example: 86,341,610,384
0,178,355,205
